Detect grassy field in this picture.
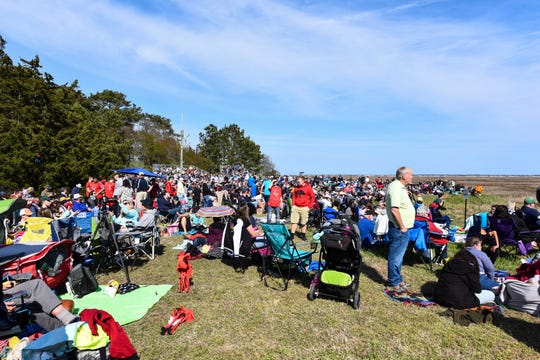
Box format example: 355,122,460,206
96,178,540,359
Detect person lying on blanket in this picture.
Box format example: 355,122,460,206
3,278,78,332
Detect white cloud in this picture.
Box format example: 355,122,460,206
1,0,539,173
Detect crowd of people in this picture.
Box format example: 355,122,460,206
2,164,540,343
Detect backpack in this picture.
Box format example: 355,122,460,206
68,264,99,298
499,279,540,316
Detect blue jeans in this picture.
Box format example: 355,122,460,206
267,206,281,223
203,195,213,207
387,226,410,286
480,273,500,290
475,289,496,304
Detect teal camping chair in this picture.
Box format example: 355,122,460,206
259,223,317,291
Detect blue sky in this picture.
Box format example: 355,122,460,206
1,0,539,175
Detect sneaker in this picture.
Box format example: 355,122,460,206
398,281,412,289
386,285,406,292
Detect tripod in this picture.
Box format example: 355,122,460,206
90,205,131,284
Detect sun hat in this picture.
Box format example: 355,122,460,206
524,196,536,205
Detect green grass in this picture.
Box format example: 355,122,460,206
95,196,540,359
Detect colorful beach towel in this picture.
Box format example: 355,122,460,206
384,289,438,307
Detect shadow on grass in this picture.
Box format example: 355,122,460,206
361,262,386,285
420,281,437,298
497,316,540,353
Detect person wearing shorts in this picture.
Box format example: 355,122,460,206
290,176,315,240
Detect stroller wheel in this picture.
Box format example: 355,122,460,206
307,282,317,301
352,291,360,310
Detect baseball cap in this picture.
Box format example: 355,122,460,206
73,194,82,199
19,208,33,216
39,196,50,202
524,196,536,205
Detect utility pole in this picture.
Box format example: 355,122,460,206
178,112,189,170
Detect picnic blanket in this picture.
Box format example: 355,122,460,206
61,284,172,325
384,289,438,307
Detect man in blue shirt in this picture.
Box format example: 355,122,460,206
71,194,92,213
521,196,540,230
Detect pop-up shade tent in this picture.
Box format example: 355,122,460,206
113,168,164,178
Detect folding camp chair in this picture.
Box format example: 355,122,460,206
19,217,57,243
115,213,160,262
490,217,538,256
413,220,451,271
259,223,317,291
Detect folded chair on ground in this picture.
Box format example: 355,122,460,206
259,223,317,291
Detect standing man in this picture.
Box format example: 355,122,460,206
385,166,415,291
134,172,149,210
290,176,315,240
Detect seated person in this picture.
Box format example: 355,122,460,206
521,196,540,230
413,196,424,211
429,199,452,229
17,208,33,226
3,278,78,332
233,205,264,256
134,198,157,230
465,236,500,293
207,217,226,247
71,193,93,213
176,208,193,234
357,209,376,248
434,248,495,309
416,205,449,261
50,200,71,220
156,191,183,223
111,198,139,231
190,210,206,232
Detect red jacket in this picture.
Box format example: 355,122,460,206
292,183,314,208
80,309,137,359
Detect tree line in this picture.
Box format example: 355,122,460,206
0,36,276,191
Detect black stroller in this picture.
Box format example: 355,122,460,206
307,218,362,309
